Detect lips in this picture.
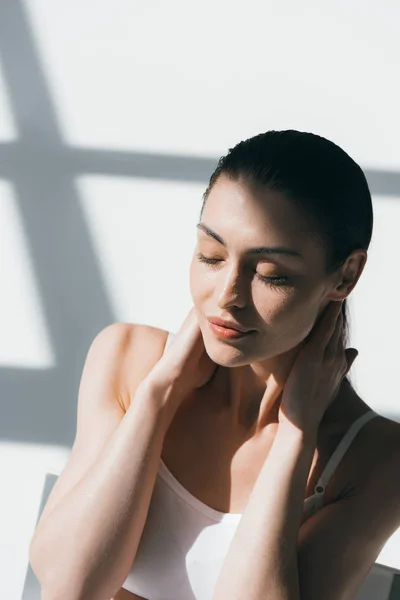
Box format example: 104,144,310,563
207,320,255,340
207,316,254,333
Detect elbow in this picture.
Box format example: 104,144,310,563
29,535,116,600
39,588,82,600
29,537,83,600
36,578,84,600
28,534,48,591
32,566,108,600
40,584,113,600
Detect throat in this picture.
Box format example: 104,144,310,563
202,366,281,434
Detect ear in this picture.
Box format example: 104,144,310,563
334,250,368,298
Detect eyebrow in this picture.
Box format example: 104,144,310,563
196,222,305,259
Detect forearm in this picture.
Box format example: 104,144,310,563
30,382,175,600
212,423,317,600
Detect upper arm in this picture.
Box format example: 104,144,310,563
32,322,169,532
297,440,400,600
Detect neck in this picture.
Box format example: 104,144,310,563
205,356,355,435
205,364,282,434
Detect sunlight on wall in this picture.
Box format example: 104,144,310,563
0,180,54,367
350,195,400,420
377,531,400,579
2,4,399,598
0,63,17,142
77,176,205,331
23,0,400,169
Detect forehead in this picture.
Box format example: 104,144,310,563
202,175,317,253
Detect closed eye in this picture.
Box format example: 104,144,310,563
195,253,289,287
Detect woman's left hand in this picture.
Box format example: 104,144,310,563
278,301,359,435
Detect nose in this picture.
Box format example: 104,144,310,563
215,265,249,310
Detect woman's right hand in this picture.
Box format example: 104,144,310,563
143,307,218,410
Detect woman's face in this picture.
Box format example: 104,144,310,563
189,175,340,367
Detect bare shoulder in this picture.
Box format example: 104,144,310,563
362,412,400,461
345,409,400,498
30,323,170,537
110,322,170,412
351,413,400,546
297,410,400,600
371,414,400,479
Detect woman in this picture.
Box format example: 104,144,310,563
30,130,400,600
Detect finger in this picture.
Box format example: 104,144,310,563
325,310,343,357
310,301,342,351
344,348,359,375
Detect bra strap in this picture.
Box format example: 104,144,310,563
313,410,379,495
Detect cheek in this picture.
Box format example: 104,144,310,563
252,287,293,323
255,295,317,348
189,259,209,304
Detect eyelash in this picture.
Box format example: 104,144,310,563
195,253,289,287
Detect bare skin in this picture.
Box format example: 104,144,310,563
114,348,399,600
113,174,399,598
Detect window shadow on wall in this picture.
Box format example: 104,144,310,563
1,0,400,452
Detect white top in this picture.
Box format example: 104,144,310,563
122,331,379,599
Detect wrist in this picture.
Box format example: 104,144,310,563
277,417,318,445
138,376,184,421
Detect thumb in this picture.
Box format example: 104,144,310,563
345,348,359,375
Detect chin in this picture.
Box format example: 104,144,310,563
211,355,252,369
203,338,256,368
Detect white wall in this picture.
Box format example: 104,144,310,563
1,1,400,598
